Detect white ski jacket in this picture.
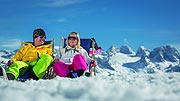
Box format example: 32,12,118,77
58,46,92,64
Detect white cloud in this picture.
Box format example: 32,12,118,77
0,38,21,49
37,0,89,7
56,18,67,23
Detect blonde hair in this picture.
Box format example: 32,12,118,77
66,32,82,49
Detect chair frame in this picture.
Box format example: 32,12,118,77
89,38,96,76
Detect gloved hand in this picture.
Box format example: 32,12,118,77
7,60,14,66
90,60,97,67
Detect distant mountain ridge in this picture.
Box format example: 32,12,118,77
150,45,180,62
96,45,180,73
1,45,180,73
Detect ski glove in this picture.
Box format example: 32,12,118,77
7,60,14,66
90,60,97,67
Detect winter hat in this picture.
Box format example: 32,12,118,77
33,28,46,39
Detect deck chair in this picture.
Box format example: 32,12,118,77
60,37,102,76
18,39,55,80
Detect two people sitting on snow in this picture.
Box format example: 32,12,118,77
4,28,53,80
53,32,97,78
1,29,98,80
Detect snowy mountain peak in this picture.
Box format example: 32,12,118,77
106,45,120,56
107,45,120,52
120,45,135,54
136,46,150,57
150,45,180,62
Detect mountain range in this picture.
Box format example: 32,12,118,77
96,45,180,74
1,45,180,74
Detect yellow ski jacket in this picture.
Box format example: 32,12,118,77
11,43,53,62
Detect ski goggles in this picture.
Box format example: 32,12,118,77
34,35,46,39
68,36,77,40
39,35,46,39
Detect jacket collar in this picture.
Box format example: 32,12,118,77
65,46,79,53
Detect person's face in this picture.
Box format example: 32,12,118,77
68,35,78,47
34,35,46,46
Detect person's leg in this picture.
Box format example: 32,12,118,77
6,61,29,80
32,54,53,79
71,54,90,77
53,60,71,77
71,54,89,71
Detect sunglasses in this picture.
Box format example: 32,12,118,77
68,36,77,40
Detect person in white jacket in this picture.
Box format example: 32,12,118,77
53,32,97,78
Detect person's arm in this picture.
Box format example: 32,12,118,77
80,48,92,64
59,47,63,59
57,47,67,60
80,48,97,67
11,46,27,61
7,45,28,66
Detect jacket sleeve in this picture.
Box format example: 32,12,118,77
47,48,53,57
80,48,92,64
59,47,63,58
59,47,66,59
11,46,27,61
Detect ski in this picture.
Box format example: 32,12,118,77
0,67,8,80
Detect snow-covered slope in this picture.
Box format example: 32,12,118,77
96,45,180,73
0,50,16,63
0,45,180,101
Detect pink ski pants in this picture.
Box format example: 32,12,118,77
53,54,88,77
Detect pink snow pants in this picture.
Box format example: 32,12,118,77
53,54,89,77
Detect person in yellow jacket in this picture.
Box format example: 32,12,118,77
5,28,53,80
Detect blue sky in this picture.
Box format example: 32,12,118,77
0,0,179,52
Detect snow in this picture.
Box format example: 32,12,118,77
0,45,180,101
0,72,180,101
110,53,140,65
